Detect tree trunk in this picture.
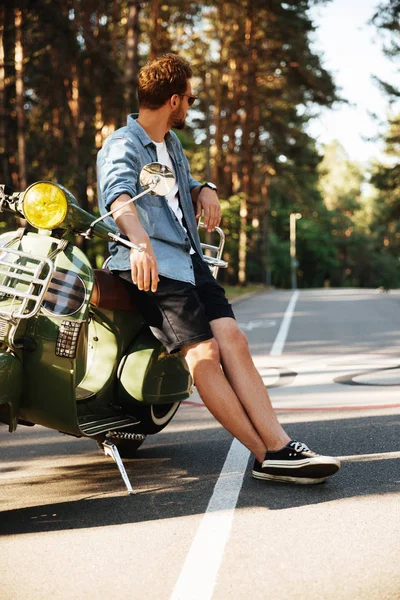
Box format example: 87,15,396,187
124,0,140,114
261,179,271,285
210,2,227,187
203,69,212,181
150,0,161,59
237,0,256,285
225,57,241,196
67,63,80,154
14,8,26,190
0,5,8,183
111,0,120,60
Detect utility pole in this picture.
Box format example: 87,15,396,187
290,212,301,289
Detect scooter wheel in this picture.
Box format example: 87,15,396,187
133,401,180,434
96,402,180,458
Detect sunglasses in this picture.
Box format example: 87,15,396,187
179,93,198,107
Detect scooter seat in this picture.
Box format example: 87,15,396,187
90,269,137,312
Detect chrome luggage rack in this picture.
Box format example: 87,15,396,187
198,222,228,278
0,246,54,347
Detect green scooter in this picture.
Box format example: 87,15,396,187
0,163,227,494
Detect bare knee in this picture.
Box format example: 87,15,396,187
182,337,220,370
214,321,249,355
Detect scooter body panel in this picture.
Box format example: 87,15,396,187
0,350,23,432
6,232,94,435
0,226,193,437
0,171,225,493
118,328,193,406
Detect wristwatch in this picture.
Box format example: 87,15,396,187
199,182,217,192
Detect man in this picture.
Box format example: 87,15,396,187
97,53,340,484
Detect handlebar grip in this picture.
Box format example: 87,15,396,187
0,184,15,197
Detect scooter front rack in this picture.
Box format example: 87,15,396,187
0,247,54,348
0,247,54,320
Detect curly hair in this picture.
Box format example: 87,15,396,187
138,54,192,109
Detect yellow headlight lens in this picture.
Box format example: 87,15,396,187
23,183,68,230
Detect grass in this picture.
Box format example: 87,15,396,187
223,283,268,301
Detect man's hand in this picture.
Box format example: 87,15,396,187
130,237,159,292
110,193,159,292
195,187,221,232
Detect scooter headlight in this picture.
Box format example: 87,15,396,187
23,182,68,230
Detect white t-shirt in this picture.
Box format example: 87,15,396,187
153,140,195,254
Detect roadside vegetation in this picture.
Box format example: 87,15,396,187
0,0,399,288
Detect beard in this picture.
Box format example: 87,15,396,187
169,106,186,130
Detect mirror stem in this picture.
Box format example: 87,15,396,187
84,177,159,238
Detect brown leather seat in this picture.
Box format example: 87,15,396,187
90,269,137,312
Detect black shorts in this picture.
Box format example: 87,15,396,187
115,253,235,353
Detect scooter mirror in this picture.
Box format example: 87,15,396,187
139,163,175,197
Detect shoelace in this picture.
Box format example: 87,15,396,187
289,441,311,453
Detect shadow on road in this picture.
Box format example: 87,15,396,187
0,412,399,536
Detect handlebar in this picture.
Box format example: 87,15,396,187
0,185,21,214
0,184,15,196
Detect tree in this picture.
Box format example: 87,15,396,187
1,0,342,287
369,0,400,284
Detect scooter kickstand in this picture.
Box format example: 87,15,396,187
102,440,135,495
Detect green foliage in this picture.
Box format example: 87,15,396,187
367,1,400,287
269,231,291,289
318,141,365,213
296,213,339,288
3,0,397,290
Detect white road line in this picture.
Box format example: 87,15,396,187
338,450,400,462
270,289,299,356
170,440,250,600
170,290,300,600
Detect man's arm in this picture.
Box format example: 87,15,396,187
97,137,159,292
179,143,222,233
110,194,159,293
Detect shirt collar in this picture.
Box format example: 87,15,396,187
127,113,173,147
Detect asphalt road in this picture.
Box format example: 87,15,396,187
1,288,400,600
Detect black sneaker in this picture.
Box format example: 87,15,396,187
252,440,341,484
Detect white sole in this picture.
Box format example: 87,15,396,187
252,456,341,484
252,471,329,485
262,456,341,470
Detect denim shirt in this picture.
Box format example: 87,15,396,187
97,114,203,284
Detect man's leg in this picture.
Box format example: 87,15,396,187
183,318,340,484
181,336,289,462
209,317,290,449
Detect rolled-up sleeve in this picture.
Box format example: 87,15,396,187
97,136,140,213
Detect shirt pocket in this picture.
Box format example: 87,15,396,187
137,202,163,237
137,194,166,209
137,202,184,245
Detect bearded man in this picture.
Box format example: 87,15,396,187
97,53,340,485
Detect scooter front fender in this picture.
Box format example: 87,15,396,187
0,351,23,432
